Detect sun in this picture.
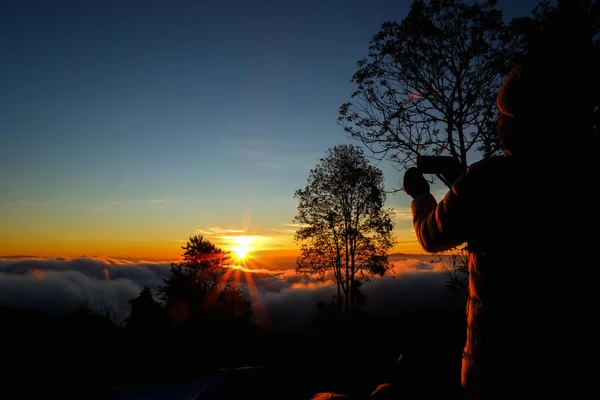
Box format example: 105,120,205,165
232,244,251,260
230,236,255,260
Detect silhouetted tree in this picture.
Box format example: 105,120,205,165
72,300,116,325
125,286,166,333
351,280,367,310
435,245,469,300
312,279,368,333
157,235,252,329
216,281,253,326
338,0,519,188
293,145,396,319
509,0,600,140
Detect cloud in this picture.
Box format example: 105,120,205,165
282,223,309,228
108,199,165,206
0,256,170,322
267,222,315,234
1,200,54,206
0,254,463,332
245,254,462,332
232,144,317,171
84,199,166,211
392,207,413,220
197,227,244,235
266,228,297,234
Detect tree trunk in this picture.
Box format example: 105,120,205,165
345,230,350,318
349,279,355,317
336,281,342,314
344,267,350,318
341,281,349,318
350,259,356,317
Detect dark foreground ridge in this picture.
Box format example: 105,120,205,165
2,304,467,399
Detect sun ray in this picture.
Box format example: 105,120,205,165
240,266,269,329
219,259,270,329
200,237,270,327
203,267,234,309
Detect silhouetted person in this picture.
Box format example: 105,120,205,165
403,50,598,399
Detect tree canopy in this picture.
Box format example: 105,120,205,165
338,0,520,188
339,0,599,190
509,0,600,141
293,144,396,318
158,235,252,328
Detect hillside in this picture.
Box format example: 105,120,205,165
1,304,467,399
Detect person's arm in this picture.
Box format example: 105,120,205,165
404,168,471,253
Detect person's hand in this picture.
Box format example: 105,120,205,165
403,167,430,199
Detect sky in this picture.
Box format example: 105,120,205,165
0,0,542,262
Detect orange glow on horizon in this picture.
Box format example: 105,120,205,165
0,233,428,263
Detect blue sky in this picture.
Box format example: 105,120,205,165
0,0,542,259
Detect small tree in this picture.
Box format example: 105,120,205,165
125,286,166,332
339,0,518,189
218,282,253,323
434,245,469,300
293,145,396,319
157,235,252,326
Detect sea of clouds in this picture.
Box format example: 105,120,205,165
0,253,463,332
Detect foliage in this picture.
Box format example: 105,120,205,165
340,0,599,296
338,0,519,188
71,300,117,325
157,235,252,327
509,0,600,140
125,286,167,332
293,145,396,318
434,245,469,300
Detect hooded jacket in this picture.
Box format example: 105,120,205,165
411,151,596,395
